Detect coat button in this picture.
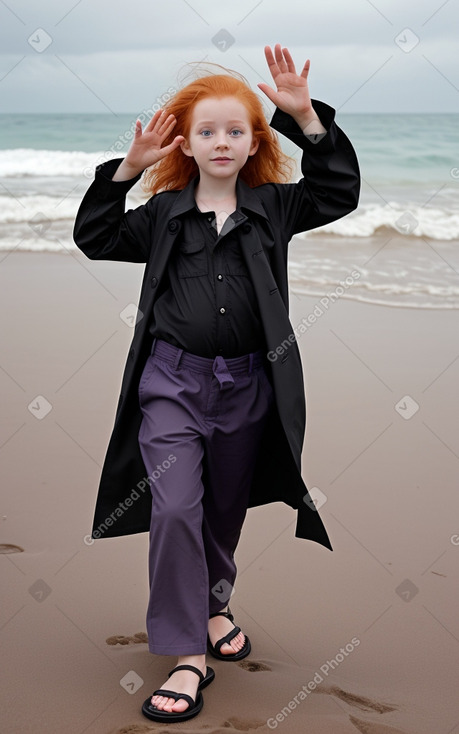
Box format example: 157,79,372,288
217,274,223,281
168,219,179,233
150,276,158,288
242,223,252,233
219,307,226,314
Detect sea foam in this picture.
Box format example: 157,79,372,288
0,149,114,177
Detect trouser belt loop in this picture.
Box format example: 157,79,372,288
150,337,157,355
248,353,254,374
173,347,184,369
212,356,235,390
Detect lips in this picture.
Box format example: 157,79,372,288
212,157,232,161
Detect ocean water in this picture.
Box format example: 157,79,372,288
1,112,458,308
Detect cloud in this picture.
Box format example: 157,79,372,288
0,0,458,112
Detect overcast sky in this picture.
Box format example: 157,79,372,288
1,0,458,114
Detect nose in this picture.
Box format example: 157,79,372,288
214,131,229,149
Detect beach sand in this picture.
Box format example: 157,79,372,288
1,241,458,733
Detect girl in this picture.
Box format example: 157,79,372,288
74,44,360,723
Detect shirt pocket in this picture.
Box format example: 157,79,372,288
176,240,208,278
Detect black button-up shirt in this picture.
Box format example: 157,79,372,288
148,177,264,358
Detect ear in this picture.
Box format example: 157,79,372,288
248,137,260,157
180,139,194,158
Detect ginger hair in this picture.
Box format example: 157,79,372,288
142,68,294,195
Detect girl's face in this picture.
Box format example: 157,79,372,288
180,96,259,181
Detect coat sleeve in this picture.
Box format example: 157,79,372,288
73,158,152,263
268,99,360,238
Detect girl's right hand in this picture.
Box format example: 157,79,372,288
112,109,185,181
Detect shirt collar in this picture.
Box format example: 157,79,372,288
168,175,270,221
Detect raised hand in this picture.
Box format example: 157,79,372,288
112,109,185,181
258,44,324,132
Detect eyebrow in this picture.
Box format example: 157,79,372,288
195,119,248,126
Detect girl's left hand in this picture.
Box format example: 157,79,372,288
258,44,314,125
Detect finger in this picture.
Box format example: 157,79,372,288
282,46,297,74
157,114,177,136
157,135,185,159
144,109,163,132
264,45,275,65
263,45,279,79
157,117,179,142
152,109,172,134
173,134,185,145
300,59,310,80
134,119,142,138
167,135,185,152
257,82,278,106
274,43,288,73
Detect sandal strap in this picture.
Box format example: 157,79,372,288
167,664,204,683
214,625,242,653
151,689,195,708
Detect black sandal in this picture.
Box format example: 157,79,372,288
207,606,251,661
141,664,215,722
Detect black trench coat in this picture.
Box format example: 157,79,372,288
73,100,360,551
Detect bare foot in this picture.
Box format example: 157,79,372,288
150,654,207,713
208,606,246,655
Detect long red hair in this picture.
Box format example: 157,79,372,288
142,69,294,195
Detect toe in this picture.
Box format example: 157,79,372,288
162,696,177,712
171,697,190,712
221,632,246,654
151,694,177,712
231,632,245,651
150,693,190,713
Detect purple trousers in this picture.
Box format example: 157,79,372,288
137,338,274,655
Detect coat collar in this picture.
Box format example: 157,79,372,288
168,175,270,221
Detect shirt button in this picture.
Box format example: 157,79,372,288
168,219,179,233
217,274,223,281
219,307,226,314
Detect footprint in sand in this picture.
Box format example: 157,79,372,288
111,726,153,734
237,660,271,672
349,715,409,734
111,718,265,733
317,685,398,714
0,543,24,553
106,632,148,646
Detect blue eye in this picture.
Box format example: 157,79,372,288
200,130,212,136
230,129,243,136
